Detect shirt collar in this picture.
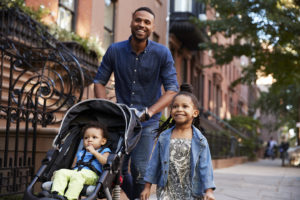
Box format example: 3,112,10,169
127,35,152,54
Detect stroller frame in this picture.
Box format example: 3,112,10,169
24,99,142,200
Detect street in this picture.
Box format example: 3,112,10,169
144,159,300,200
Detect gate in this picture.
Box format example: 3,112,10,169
0,5,85,196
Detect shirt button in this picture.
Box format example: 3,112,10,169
136,57,138,60
130,104,133,106
134,69,137,72
165,171,167,174
132,92,135,95
133,81,136,84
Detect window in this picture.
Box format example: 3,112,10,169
181,58,188,83
57,0,77,31
229,97,234,115
200,74,204,107
208,80,211,111
174,0,192,12
215,85,222,117
103,0,116,50
238,101,244,115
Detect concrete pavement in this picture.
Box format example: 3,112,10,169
214,159,300,200
122,159,300,199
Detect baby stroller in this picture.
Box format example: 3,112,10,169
24,99,142,200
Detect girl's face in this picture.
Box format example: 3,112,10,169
171,95,199,126
83,127,107,150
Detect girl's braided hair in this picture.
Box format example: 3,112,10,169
155,83,202,138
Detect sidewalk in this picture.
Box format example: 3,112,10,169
121,159,300,200
214,159,300,200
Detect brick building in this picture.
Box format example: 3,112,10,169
0,0,255,196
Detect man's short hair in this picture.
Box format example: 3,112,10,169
132,7,155,18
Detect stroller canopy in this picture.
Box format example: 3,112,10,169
53,99,142,154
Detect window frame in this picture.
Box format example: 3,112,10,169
57,0,78,31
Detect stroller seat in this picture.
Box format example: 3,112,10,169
24,99,142,200
40,181,96,198
39,139,121,199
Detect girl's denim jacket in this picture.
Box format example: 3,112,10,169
144,125,216,198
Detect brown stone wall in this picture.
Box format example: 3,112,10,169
76,0,92,37
212,156,248,169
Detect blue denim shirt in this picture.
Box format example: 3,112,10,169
144,126,216,198
94,37,178,125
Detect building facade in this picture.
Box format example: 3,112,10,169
24,0,251,122
0,0,255,196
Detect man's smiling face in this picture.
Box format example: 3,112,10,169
130,10,155,42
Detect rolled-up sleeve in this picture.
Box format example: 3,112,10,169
94,46,114,85
160,48,178,92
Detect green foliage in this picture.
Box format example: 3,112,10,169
197,0,300,131
226,115,261,137
1,0,49,21
241,138,257,160
159,114,168,126
255,83,300,130
226,115,261,159
2,0,104,60
47,24,105,60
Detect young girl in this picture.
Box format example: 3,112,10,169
141,84,216,200
50,122,111,200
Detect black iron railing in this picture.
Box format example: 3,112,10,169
199,108,249,159
0,4,86,196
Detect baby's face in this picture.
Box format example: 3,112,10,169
83,127,106,150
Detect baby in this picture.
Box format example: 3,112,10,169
50,121,111,200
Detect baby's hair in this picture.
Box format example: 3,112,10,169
132,7,155,18
155,83,201,138
81,121,108,139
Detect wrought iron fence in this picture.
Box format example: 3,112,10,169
199,108,250,159
0,5,85,196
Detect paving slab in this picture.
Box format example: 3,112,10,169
120,159,300,199
214,159,300,200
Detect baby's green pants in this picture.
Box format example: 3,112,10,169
51,168,98,200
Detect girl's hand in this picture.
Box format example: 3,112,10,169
204,189,215,200
140,183,151,200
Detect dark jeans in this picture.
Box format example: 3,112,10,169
121,123,158,200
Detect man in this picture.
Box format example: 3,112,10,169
279,136,289,166
266,137,277,159
93,7,178,200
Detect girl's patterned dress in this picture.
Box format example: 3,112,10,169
156,138,201,200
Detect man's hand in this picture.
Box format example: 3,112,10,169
135,108,151,122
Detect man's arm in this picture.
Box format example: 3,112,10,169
94,83,107,99
147,90,177,117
